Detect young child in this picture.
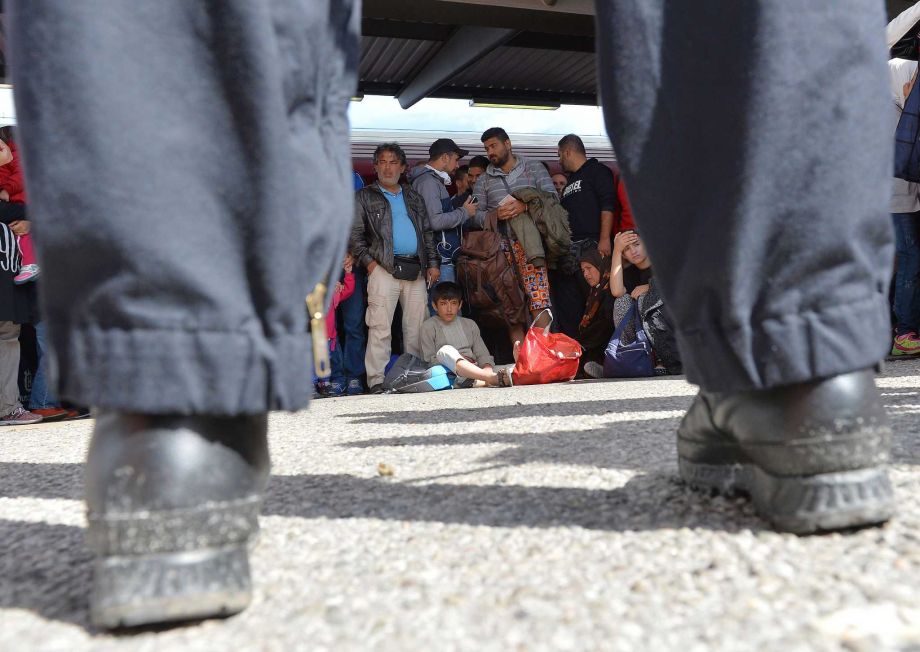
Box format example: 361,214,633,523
420,281,513,388
0,135,39,284
316,253,355,397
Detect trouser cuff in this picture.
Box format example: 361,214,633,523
677,294,891,392
54,327,313,414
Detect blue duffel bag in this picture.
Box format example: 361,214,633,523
603,301,654,378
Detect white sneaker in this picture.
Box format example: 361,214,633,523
583,361,605,379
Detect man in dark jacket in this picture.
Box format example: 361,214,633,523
351,143,439,393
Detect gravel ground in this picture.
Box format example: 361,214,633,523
1,362,919,652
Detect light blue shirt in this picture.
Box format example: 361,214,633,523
382,187,418,256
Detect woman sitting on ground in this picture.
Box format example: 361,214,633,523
585,229,682,377
609,229,654,349
576,248,615,371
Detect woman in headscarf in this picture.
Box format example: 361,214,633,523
576,247,615,372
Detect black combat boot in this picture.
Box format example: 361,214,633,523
677,368,895,534
85,412,270,628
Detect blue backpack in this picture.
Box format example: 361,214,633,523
603,301,654,378
895,74,920,183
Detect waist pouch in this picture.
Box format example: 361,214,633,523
393,255,422,281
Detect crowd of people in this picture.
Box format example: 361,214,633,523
319,127,682,397
0,127,88,426
4,110,918,414
0,123,685,424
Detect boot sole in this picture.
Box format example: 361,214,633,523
91,544,252,629
678,457,895,534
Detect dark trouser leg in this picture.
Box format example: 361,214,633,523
328,342,345,388
594,1,895,533
548,269,585,339
891,212,920,336
550,240,594,339
8,0,360,627
9,0,359,414
340,266,367,386
29,321,58,410
595,1,893,392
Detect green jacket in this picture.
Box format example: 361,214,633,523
512,187,573,270
506,209,546,268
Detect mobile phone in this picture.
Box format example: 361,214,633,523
471,196,479,204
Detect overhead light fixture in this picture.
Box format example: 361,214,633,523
469,99,560,111
350,94,364,102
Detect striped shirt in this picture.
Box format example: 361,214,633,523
472,156,555,226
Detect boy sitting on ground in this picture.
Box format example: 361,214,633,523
420,281,513,387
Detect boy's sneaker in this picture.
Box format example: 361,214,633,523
326,382,345,397
31,407,71,421
583,361,605,379
346,379,364,396
0,407,43,425
454,377,476,389
13,264,40,285
891,332,920,357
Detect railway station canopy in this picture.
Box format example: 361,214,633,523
361,0,919,109
0,0,914,101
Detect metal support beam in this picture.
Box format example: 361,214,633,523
362,0,593,36
441,0,593,14
395,26,517,109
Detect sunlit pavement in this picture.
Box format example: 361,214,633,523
2,363,919,651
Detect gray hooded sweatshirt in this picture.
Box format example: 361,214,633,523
411,166,471,231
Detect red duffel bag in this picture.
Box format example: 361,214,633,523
512,310,582,385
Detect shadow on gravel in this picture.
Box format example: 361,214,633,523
0,519,93,630
262,471,765,533
344,395,695,426
879,359,920,377
0,462,84,500
342,419,681,472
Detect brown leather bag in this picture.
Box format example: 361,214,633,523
456,212,528,330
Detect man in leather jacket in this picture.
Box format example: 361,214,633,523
351,142,439,393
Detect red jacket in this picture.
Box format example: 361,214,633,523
614,173,635,234
326,272,355,346
0,140,27,203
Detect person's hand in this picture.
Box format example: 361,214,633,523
613,230,638,255
367,260,378,275
427,267,440,286
8,220,30,236
0,141,12,167
631,284,649,300
343,255,353,274
334,281,345,295
462,196,477,218
0,189,9,202
497,198,527,221
597,236,612,257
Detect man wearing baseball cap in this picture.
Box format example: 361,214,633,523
411,138,478,283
